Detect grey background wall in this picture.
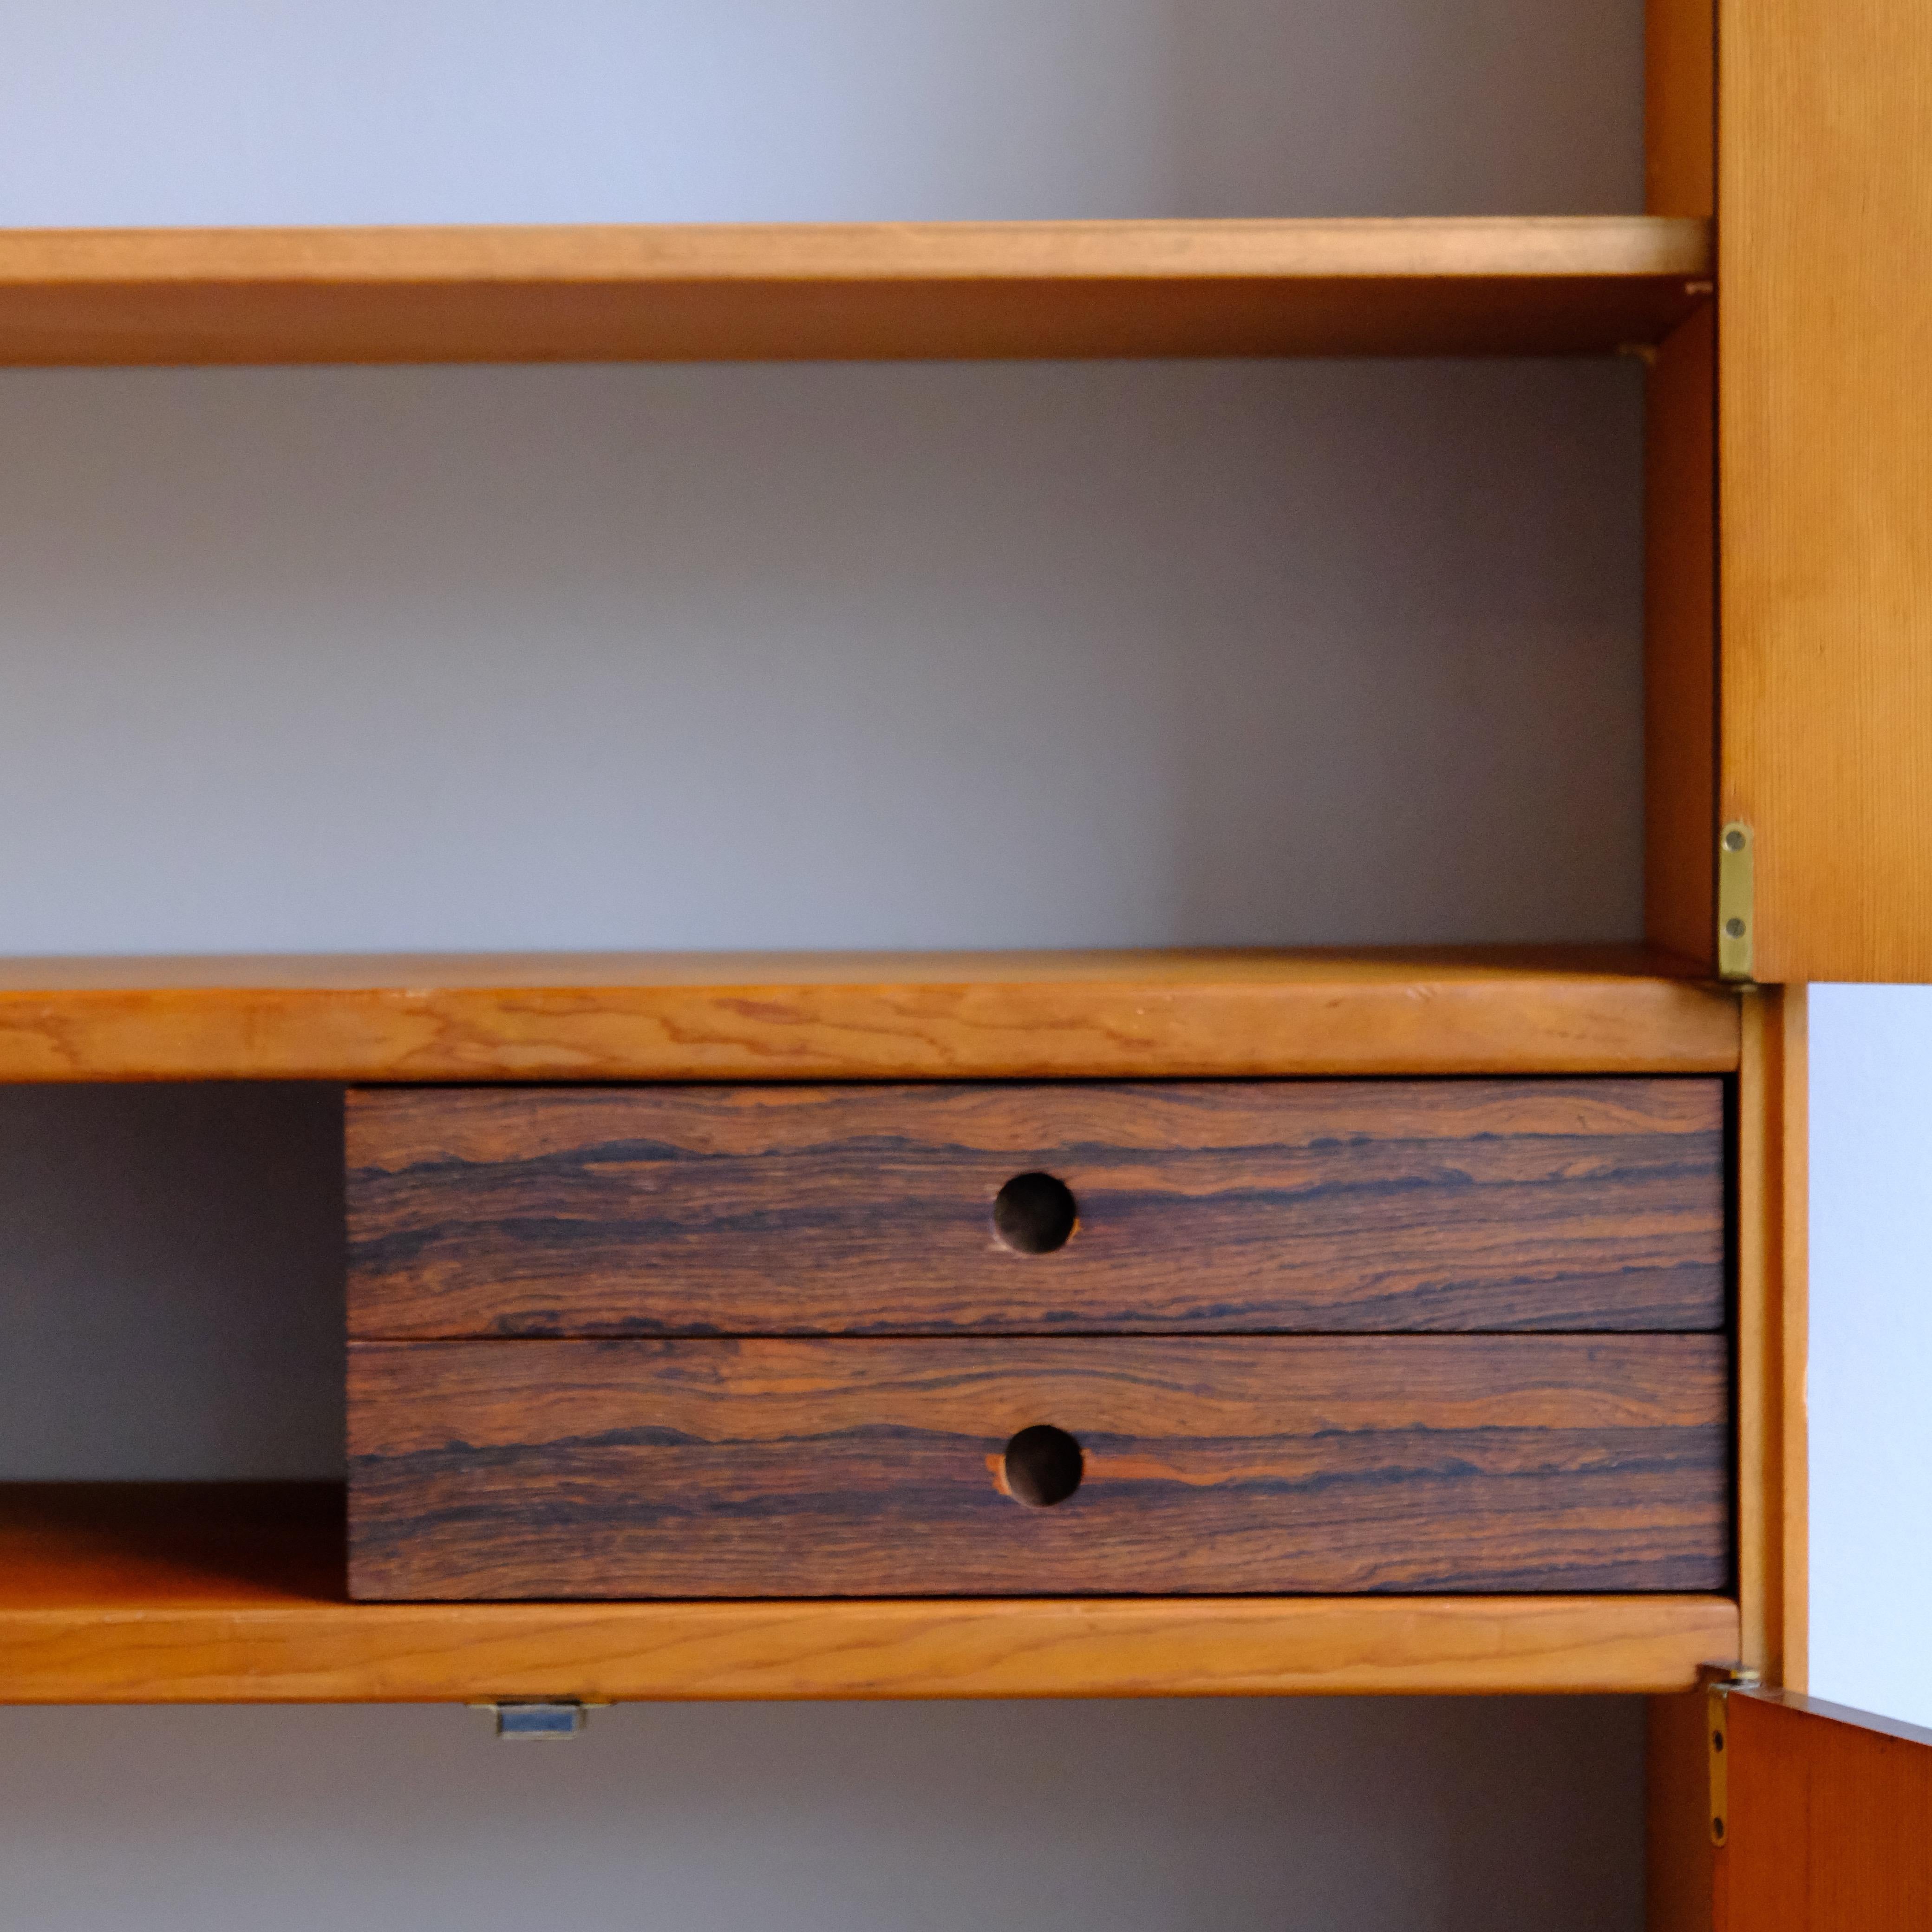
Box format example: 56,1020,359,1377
0,4,1666,1927
0,358,1641,956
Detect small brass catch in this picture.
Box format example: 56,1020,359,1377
1717,822,1755,981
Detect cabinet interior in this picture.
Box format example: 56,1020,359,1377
0,0,1780,1781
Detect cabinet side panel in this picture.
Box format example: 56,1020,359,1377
1776,992,1808,1694
1736,988,1807,1686
1721,0,1932,982
1645,307,1717,967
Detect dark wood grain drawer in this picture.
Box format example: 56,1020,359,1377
346,1334,1730,1599
347,1079,1725,1337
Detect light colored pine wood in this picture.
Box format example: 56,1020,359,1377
1648,992,1806,1930
0,218,1711,365
0,947,1738,1082
0,1595,1745,1704
1720,0,1932,981
0,1485,1738,1701
1736,988,1808,1690
1778,994,1810,1696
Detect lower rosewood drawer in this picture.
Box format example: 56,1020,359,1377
347,1335,1730,1600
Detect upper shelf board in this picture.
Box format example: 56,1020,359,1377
0,946,1737,1082
0,217,1711,365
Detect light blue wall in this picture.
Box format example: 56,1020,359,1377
1808,986,1932,1729
0,0,1640,225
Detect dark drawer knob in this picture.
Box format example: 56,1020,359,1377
992,1172,1077,1254
1002,1424,1084,1507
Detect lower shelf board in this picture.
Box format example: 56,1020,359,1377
0,1484,1739,1703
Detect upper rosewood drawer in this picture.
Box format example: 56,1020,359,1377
347,1079,1724,1337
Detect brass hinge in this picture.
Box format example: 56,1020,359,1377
1707,1667,1762,1844
1717,822,1755,981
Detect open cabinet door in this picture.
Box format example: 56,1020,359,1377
1719,0,1932,982
1716,1691,1932,1928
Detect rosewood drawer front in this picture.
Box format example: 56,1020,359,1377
346,1078,1725,1336
347,1334,1730,1600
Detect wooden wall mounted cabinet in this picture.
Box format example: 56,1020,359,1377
10,0,1932,1913
0,23,1917,1003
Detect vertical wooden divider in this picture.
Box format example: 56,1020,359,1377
1644,306,1717,969
1642,51,1749,1928
1649,988,1807,1931
1736,986,1808,1689
1646,0,1715,215
1643,0,1717,972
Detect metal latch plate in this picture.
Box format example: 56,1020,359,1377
1718,822,1755,981
474,1700,598,1739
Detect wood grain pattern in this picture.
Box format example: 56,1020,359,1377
1737,990,1808,1690
0,219,1711,366
1721,0,1932,980
1718,1692,1932,1930
0,1484,1738,1700
0,947,1740,1083
347,1336,1730,1600
348,1079,1727,1338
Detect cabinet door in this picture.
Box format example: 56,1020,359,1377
1719,0,1932,982
1712,1691,1932,1928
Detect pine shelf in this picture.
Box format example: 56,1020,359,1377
0,216,1710,366
0,946,1736,1082
0,1484,1738,1703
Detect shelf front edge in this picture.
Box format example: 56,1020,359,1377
0,1595,1741,1703
0,217,1712,363
0,954,1741,1079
